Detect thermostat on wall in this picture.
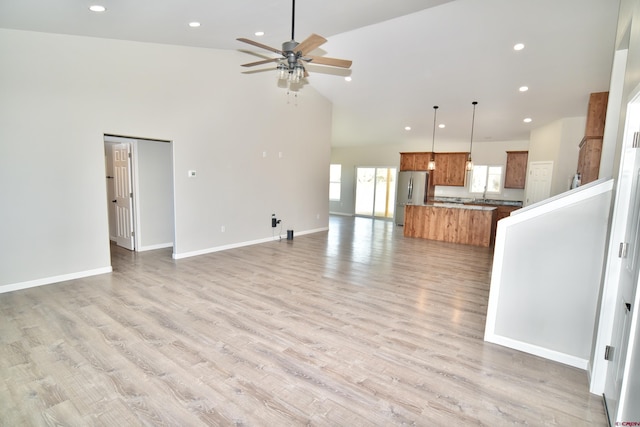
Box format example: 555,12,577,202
188,170,196,178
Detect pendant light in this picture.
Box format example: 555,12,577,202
466,101,478,171
428,105,438,171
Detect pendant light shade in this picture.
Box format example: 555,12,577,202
466,101,478,171
428,105,438,171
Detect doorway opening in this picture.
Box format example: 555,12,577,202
104,135,175,253
354,167,397,219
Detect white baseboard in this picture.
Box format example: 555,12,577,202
485,333,588,370
173,227,329,260
0,266,113,294
138,242,173,252
329,212,354,217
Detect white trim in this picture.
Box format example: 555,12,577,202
485,179,614,370
172,227,329,260
591,78,640,395
138,242,173,252
329,211,355,217
485,334,589,370
0,267,113,294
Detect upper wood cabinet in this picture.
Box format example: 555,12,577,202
399,152,432,171
504,151,528,189
577,138,603,185
577,92,608,185
432,152,468,186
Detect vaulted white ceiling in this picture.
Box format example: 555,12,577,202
0,0,619,146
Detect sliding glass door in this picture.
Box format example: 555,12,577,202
355,167,397,218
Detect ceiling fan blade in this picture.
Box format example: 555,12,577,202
241,58,280,67
236,38,283,55
305,55,352,69
294,33,327,55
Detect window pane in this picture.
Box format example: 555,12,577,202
487,166,503,193
329,164,342,200
329,164,341,181
355,168,375,215
374,168,390,217
329,183,341,200
471,165,487,193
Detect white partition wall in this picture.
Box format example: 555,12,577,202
485,179,614,369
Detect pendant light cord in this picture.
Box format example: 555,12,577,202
469,101,478,153
431,106,438,154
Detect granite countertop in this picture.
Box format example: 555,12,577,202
421,202,497,211
433,197,523,207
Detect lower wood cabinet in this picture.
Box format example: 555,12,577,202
404,204,496,247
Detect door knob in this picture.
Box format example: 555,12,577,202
112,200,117,203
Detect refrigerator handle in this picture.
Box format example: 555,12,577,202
423,173,429,204
408,177,413,200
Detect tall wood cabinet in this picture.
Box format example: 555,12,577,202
504,151,528,189
577,92,608,185
431,152,468,186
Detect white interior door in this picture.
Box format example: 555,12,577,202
112,143,135,250
604,145,640,424
524,161,553,206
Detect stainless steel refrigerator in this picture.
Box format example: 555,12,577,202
395,171,429,225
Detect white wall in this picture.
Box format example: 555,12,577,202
528,117,586,196
330,139,529,215
135,139,174,250
485,180,613,369
0,29,332,290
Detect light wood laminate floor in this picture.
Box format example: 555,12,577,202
1,216,606,426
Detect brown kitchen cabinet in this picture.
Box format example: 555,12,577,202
496,205,519,222
585,92,608,138
576,92,608,185
577,137,603,185
404,204,496,247
504,151,528,189
400,152,432,171
432,152,468,186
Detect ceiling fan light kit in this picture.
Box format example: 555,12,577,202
237,0,352,89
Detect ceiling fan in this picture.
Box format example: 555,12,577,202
236,0,352,84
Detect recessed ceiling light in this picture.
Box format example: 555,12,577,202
254,31,265,37
514,43,525,51
189,22,201,28
438,124,445,129
519,86,529,92
523,117,532,123
345,76,352,82
405,126,411,131
89,5,106,12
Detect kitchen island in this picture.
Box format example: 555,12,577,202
404,203,497,247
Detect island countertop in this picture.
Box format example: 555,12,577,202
426,202,497,211
404,204,497,247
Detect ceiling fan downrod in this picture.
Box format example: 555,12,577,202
291,0,295,41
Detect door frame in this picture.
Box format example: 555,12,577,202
590,84,640,406
104,134,175,254
353,166,397,219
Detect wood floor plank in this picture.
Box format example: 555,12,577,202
0,216,606,425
